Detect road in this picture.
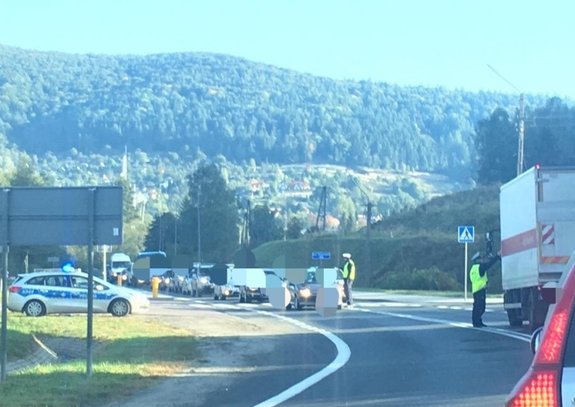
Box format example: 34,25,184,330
157,292,533,407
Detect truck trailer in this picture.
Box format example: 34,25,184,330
501,165,575,330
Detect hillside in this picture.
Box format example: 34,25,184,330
0,45,546,178
254,185,502,292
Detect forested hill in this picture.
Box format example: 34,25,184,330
0,45,543,175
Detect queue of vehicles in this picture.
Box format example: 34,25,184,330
9,165,575,406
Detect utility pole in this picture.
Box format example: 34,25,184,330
197,186,201,264
517,94,525,176
352,178,373,287
315,186,327,232
487,64,525,175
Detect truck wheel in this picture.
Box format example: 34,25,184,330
507,309,523,327
528,290,548,332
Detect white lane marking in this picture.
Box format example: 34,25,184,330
252,310,351,407
237,303,272,308
188,303,214,309
212,303,241,310
357,308,531,342
359,302,422,308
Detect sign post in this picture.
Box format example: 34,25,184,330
0,187,123,381
458,225,475,301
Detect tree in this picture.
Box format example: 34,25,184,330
475,108,517,184
250,205,283,247
525,97,575,167
178,164,238,262
115,177,139,222
9,153,48,186
144,212,178,255
286,217,304,240
335,195,357,232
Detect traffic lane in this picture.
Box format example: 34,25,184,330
138,298,343,407
355,302,532,336
200,321,338,407
279,307,533,407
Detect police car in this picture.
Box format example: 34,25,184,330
7,270,150,317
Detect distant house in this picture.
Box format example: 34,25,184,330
284,180,312,198
306,213,341,231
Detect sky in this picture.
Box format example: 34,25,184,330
1,0,574,98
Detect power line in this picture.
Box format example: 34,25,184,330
487,64,525,175
487,64,521,93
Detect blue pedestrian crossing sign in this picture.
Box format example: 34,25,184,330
458,225,475,243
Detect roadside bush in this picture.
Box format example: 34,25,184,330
379,267,460,291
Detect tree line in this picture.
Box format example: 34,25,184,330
0,45,547,178
476,97,575,184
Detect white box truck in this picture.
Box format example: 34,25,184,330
501,165,575,329
109,252,133,285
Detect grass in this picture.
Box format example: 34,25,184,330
1,313,199,407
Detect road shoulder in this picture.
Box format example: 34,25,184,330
104,300,305,407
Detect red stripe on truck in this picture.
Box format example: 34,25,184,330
501,228,537,257
540,256,570,264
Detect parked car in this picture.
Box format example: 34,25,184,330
8,270,150,317
287,268,346,310
506,258,575,406
287,270,321,310
213,284,239,300
189,270,214,297
239,285,267,303
158,269,175,291
238,269,286,303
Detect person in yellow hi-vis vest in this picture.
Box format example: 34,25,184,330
341,253,356,307
469,251,500,327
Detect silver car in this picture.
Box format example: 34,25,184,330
8,270,150,317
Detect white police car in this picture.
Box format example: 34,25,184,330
8,270,150,317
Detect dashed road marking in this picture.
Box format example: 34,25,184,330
358,302,423,308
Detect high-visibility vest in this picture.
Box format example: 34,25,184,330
469,264,487,293
342,259,356,280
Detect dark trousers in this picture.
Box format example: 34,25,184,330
344,279,354,305
472,289,486,326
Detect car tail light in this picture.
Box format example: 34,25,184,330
8,286,21,293
506,264,575,407
507,369,559,407
536,309,569,364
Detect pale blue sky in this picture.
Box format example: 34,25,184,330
1,0,574,97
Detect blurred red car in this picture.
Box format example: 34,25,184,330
506,259,575,406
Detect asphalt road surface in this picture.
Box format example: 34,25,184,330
164,293,533,407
